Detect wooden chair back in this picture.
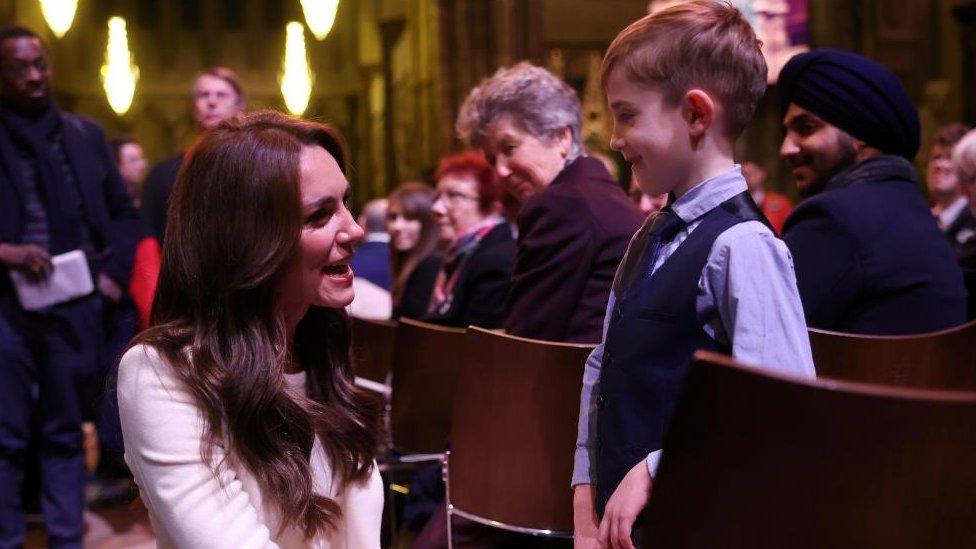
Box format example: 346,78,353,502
448,327,595,533
642,350,976,548
809,320,976,390
350,316,397,385
390,318,467,454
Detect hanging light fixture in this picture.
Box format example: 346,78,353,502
38,0,78,38
280,21,314,116
300,0,340,40
100,17,140,116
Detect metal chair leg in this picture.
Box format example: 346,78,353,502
383,470,398,548
443,450,453,549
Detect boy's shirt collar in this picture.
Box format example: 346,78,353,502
670,164,747,224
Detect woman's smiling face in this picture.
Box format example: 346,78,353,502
277,145,364,312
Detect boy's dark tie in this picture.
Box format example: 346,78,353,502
645,207,687,277
611,207,687,300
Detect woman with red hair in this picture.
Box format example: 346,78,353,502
424,151,515,328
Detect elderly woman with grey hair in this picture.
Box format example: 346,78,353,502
457,62,642,343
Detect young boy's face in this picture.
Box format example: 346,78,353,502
606,68,690,197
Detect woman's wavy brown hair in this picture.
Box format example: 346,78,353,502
131,110,379,538
387,182,438,308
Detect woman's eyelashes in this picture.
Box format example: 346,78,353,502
305,188,351,227
305,207,331,227
304,199,337,227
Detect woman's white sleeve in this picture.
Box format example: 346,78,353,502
117,345,280,549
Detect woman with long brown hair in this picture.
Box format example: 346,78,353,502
117,111,383,547
387,182,442,320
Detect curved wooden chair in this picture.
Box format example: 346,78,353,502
390,318,467,457
642,350,976,548
446,327,596,541
350,315,397,387
809,320,976,390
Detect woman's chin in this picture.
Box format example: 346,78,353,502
313,288,355,309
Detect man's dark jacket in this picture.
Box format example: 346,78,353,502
505,156,642,343
782,155,966,334
140,153,183,242
958,239,976,320
425,222,515,329
350,238,392,291
0,110,139,295
944,207,975,257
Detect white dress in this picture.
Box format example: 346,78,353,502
117,344,384,548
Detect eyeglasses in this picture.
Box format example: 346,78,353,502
434,189,479,203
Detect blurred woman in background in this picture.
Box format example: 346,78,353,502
387,182,442,320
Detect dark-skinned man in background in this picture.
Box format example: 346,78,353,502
0,25,138,548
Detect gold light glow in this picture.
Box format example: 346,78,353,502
300,0,340,40
39,0,78,38
280,22,314,116
100,17,140,116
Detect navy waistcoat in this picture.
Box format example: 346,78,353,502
595,191,769,513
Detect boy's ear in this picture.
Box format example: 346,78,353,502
682,89,715,139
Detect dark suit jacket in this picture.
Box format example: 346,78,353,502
140,153,183,243
944,206,976,256
350,238,392,291
959,239,976,320
783,155,966,335
424,222,515,329
0,112,139,296
505,156,642,343
393,252,441,320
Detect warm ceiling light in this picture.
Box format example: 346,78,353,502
300,0,340,40
38,0,78,38
280,22,313,116
100,17,140,115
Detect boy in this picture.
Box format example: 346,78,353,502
572,3,816,547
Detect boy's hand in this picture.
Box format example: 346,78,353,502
573,484,602,548
598,459,652,549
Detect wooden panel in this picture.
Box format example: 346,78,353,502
389,318,466,454
809,321,976,390
643,351,976,547
350,316,397,385
449,327,594,532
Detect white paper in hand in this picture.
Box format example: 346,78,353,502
8,249,95,311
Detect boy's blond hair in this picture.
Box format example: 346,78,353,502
603,0,766,137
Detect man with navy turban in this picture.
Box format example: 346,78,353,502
779,49,966,334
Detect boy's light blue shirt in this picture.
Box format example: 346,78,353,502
572,165,816,486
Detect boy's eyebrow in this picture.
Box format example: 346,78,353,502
608,100,635,111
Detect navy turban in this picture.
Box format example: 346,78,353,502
777,49,920,160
